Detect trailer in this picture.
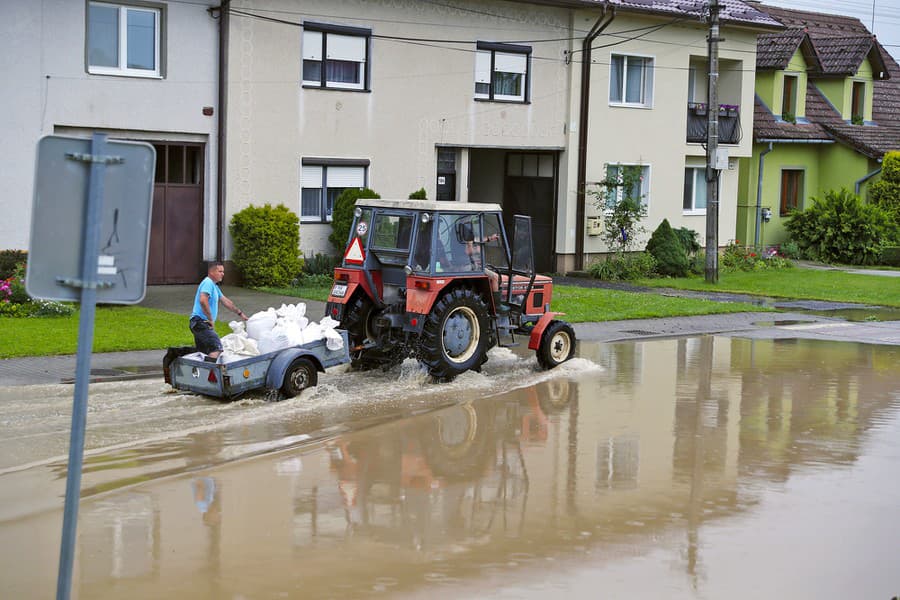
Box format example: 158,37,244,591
163,330,350,400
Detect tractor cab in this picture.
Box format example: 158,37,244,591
327,199,574,379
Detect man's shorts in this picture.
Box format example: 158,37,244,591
189,317,223,355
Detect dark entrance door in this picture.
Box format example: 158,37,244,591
148,144,204,284
503,153,556,273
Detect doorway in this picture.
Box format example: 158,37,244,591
148,143,204,284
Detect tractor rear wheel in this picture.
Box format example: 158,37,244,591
342,295,385,371
420,287,490,380
536,321,576,370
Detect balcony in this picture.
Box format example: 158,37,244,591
686,103,741,144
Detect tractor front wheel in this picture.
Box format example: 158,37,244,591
536,321,576,370
420,288,490,380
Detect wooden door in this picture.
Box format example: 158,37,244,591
148,144,204,284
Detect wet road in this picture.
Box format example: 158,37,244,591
0,337,898,599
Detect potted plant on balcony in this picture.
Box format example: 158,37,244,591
720,104,739,117
693,103,707,116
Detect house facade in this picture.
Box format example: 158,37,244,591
221,0,778,273
1,0,219,284
736,4,900,247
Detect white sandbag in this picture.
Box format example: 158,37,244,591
218,351,243,364
182,352,207,362
323,326,344,351
221,333,245,353
246,308,277,340
228,320,246,335
241,337,260,356
280,319,306,347
258,324,293,354
299,323,324,345
319,316,340,330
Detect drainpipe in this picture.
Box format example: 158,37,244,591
855,166,882,195
574,8,615,271
216,0,230,262
754,142,773,248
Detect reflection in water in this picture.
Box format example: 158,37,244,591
1,338,898,599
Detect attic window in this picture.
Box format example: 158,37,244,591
851,81,865,123
781,74,798,122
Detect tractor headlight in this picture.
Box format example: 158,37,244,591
354,207,362,218
421,212,431,224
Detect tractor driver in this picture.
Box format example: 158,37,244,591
460,222,508,312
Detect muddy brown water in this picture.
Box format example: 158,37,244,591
0,338,898,599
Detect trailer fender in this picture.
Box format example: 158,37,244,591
265,348,325,391
528,312,565,351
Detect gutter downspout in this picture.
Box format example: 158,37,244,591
754,142,773,248
855,166,882,195
575,8,615,271
216,1,230,262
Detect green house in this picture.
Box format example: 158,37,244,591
737,5,900,248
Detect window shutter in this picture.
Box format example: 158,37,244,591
302,165,323,187
494,52,527,74
326,166,365,188
475,50,491,84
326,34,365,62
303,31,322,60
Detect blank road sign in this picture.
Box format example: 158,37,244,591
27,135,155,304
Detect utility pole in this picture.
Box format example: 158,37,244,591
704,0,720,283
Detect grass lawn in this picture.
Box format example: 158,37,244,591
551,285,768,323
0,306,227,359
636,269,900,307
255,284,331,303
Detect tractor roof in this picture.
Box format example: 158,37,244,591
355,199,503,213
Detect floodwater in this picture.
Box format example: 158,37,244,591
0,337,898,599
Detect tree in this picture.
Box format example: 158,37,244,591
230,204,303,286
869,151,900,242
646,219,690,276
329,188,381,251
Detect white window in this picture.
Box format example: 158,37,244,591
609,54,653,107
301,163,367,222
302,23,370,90
87,2,161,77
602,164,650,210
683,167,708,213
475,42,530,102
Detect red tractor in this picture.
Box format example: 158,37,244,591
325,199,575,380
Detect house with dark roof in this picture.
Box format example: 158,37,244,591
736,2,900,247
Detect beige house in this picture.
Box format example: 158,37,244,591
222,0,779,273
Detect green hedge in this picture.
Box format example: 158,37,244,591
229,204,304,287
0,249,27,280
329,187,380,251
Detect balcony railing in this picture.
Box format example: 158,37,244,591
686,103,741,144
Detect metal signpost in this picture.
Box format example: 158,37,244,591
27,134,155,600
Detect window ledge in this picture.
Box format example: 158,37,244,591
609,102,652,109
473,98,530,105
302,85,371,93
87,69,163,80
682,210,707,216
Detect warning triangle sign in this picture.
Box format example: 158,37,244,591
344,237,365,264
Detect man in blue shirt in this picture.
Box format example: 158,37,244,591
190,262,247,359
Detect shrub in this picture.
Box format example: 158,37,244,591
869,151,900,243
0,250,27,280
230,204,304,287
329,188,381,251
303,252,341,276
785,188,892,265
408,188,427,200
673,227,701,256
722,241,792,271
588,252,657,281
779,240,801,259
880,246,900,266
646,219,690,277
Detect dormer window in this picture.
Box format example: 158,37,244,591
781,74,798,122
851,81,865,124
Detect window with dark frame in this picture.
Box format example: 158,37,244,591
87,1,162,77
474,41,531,103
300,161,368,223
780,169,803,215
781,74,798,120
302,22,370,91
851,81,865,122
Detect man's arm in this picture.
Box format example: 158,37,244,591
219,293,249,321
198,293,215,324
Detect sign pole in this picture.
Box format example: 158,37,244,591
56,132,109,600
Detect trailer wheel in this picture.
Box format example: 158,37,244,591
281,357,318,398
536,321,576,370
420,287,489,380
